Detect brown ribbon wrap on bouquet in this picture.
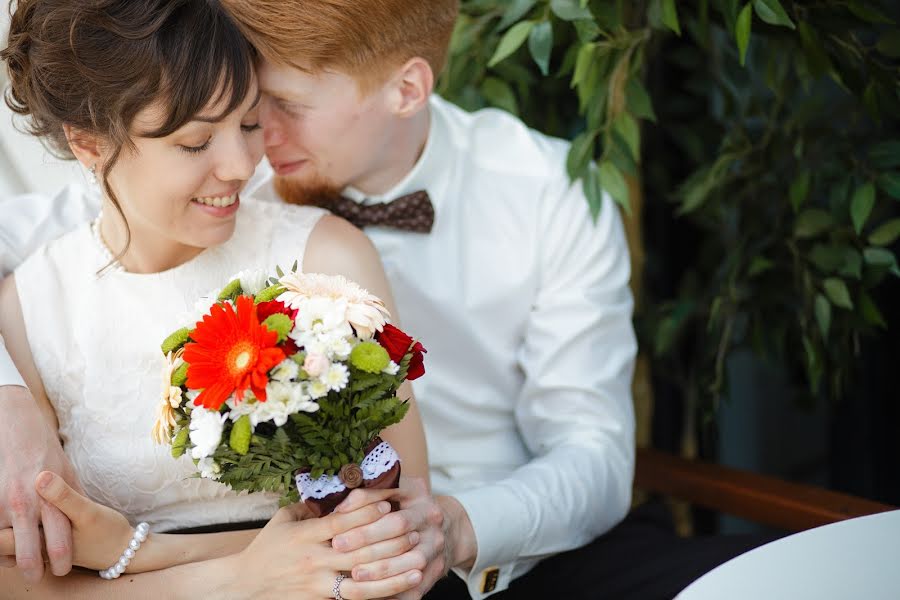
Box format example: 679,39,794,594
294,437,401,517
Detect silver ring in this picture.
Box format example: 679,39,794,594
333,573,346,600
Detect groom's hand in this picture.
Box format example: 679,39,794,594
331,477,478,599
0,385,82,582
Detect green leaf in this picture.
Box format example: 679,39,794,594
599,160,630,213
582,165,604,221
170,362,188,387
858,291,887,328
171,427,189,459
864,247,899,274
850,182,876,234
528,21,553,76
550,0,592,21
797,22,834,77
612,113,641,162
794,209,834,238
753,0,795,29
498,0,539,30
736,3,753,66
789,170,811,213
876,30,900,58
868,142,900,169
229,415,252,456
748,256,773,276
814,294,831,339
480,77,518,115
625,78,657,123
877,172,900,200
571,43,595,89
869,219,900,246
488,21,534,68
823,278,853,310
661,0,682,35
846,2,894,24
566,130,597,180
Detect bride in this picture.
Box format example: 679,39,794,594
0,0,427,597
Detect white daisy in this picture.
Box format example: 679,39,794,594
323,363,350,392
189,407,227,459
271,358,300,382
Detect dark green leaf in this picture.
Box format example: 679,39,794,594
582,165,604,221
868,142,900,169
612,113,641,162
876,30,900,58
600,160,630,213
566,130,597,180
869,219,900,246
794,209,834,238
528,21,553,76
625,78,657,123
488,21,534,68
480,77,518,115
753,0,795,29
748,256,773,276
789,170,811,213
877,172,900,200
571,43,595,89
858,291,887,328
736,3,753,66
845,2,894,24
661,0,682,35
864,247,899,275
550,0,593,21
797,22,834,77
850,182,876,234
838,248,863,280
814,294,831,339
498,0,539,30
823,278,853,310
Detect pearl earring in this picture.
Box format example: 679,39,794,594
88,164,98,186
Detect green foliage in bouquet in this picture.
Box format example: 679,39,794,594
440,0,900,410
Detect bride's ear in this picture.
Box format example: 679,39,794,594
62,124,104,171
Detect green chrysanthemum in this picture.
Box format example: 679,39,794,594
349,341,391,374
229,415,252,456
262,313,292,343
161,327,191,356
217,278,243,301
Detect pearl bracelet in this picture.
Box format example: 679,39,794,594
99,522,149,580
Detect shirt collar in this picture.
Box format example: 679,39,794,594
343,96,448,205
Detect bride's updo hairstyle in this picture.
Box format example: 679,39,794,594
2,0,255,254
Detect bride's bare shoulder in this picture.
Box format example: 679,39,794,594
302,215,381,280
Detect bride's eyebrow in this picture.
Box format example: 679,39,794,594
191,88,262,124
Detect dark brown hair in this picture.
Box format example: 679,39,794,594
2,0,256,264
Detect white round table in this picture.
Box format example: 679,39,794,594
677,510,900,600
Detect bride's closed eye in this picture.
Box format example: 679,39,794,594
178,123,261,155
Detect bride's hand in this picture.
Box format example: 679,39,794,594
0,471,133,571
229,491,423,599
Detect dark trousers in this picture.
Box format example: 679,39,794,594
425,502,776,600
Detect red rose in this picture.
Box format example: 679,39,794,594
376,324,427,381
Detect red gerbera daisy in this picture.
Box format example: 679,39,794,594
183,295,286,410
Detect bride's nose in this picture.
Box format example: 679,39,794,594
213,133,258,182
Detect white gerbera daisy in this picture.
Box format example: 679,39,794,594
235,269,269,296
278,273,391,339
152,351,184,445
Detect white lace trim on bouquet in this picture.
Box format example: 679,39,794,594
295,441,400,501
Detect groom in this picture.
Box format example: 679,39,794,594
0,0,760,597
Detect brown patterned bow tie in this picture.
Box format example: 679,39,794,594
317,190,434,233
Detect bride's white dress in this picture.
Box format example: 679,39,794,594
15,197,325,532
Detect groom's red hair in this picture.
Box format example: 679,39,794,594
220,0,459,92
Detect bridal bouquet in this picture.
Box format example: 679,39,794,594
152,265,425,516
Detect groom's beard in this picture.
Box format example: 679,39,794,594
273,175,344,208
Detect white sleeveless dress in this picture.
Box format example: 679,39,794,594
15,198,326,532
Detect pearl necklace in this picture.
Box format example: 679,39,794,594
90,216,125,274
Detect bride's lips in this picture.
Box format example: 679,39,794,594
272,159,307,176
191,192,241,217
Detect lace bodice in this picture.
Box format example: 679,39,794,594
15,198,326,531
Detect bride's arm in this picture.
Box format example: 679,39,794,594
303,215,430,486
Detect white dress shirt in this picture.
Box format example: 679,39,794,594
0,95,636,598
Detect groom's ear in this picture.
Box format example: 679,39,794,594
388,57,434,118
62,124,104,169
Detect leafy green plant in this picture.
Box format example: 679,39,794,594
439,0,900,409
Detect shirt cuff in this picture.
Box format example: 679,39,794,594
0,334,26,388
451,484,531,598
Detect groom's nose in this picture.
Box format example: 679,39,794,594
259,100,286,148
